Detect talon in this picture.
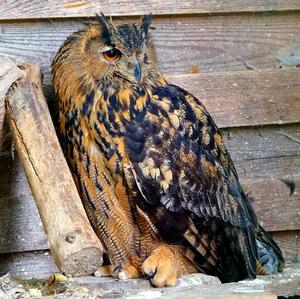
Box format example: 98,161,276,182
118,270,128,280
115,264,142,280
147,271,155,279
113,265,123,276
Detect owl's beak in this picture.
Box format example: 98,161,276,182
133,60,142,83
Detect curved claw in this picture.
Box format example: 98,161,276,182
116,264,142,280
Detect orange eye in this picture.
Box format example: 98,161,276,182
102,48,121,62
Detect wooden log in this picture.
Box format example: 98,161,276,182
0,56,22,148
4,63,104,276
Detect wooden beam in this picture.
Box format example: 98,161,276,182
235,155,300,179
0,0,299,20
5,63,104,276
1,14,300,76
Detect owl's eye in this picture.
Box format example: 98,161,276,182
102,48,121,62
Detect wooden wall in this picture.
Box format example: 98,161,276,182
0,1,300,278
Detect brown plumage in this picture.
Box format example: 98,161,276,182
52,13,284,286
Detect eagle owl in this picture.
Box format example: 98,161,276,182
52,13,284,287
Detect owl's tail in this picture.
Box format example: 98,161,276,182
255,225,285,275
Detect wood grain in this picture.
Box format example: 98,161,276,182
1,125,299,255
1,13,300,77
222,126,300,163
271,230,300,263
222,125,300,178
235,156,300,179
170,69,300,128
5,63,104,276
0,0,299,20
0,125,298,185
0,250,58,279
0,156,49,254
243,178,300,232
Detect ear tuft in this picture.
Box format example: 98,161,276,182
96,12,112,45
141,14,152,37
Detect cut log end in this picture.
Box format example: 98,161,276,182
61,247,103,276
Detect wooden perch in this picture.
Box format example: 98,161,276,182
2,61,104,276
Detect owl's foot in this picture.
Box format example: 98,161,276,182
116,264,142,280
141,245,178,287
94,265,114,277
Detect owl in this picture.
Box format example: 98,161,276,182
51,13,284,287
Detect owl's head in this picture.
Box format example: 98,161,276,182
52,13,163,100
93,12,154,84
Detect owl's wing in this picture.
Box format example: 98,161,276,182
124,84,258,282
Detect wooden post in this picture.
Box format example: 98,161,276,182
3,62,104,276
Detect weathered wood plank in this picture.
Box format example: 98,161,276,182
1,125,298,185
111,265,299,298
1,13,300,77
0,250,58,279
0,157,49,254
0,0,299,20
1,245,298,286
235,155,300,179
271,230,300,263
222,125,300,178
1,131,299,254
242,178,300,232
222,126,300,163
170,69,300,128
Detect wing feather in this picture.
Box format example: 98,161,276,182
125,84,258,281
